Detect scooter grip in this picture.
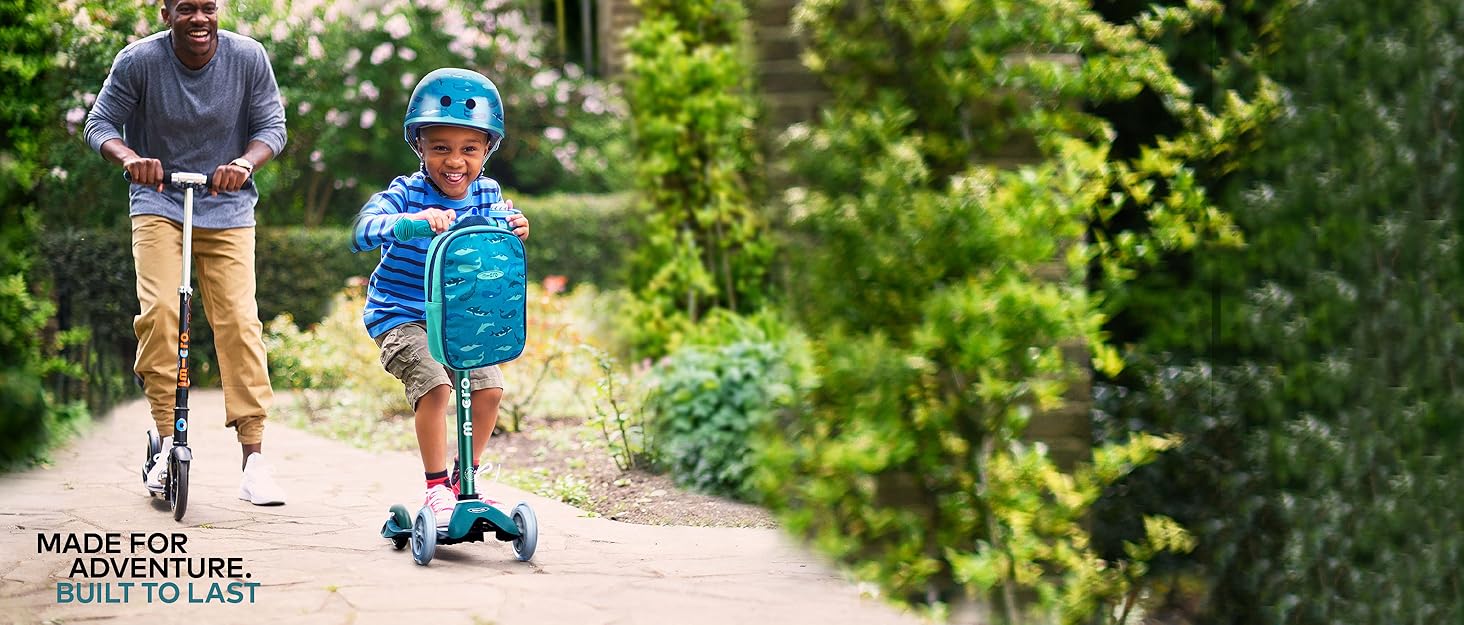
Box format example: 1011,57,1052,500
122,170,212,187
393,218,438,242
487,208,519,229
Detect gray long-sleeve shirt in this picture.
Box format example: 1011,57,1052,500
84,30,287,229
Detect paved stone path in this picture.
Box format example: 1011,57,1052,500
0,391,926,625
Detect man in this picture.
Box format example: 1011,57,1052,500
83,0,287,505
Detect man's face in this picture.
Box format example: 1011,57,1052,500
163,1,219,69
418,125,493,200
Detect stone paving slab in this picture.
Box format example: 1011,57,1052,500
0,391,926,625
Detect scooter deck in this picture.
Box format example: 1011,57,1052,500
381,499,522,544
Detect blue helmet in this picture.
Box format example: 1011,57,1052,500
403,68,506,159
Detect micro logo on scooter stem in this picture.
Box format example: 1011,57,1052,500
176,419,187,432
178,331,191,388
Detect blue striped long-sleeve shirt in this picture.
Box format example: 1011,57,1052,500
351,172,504,339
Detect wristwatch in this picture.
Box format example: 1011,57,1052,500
229,157,254,174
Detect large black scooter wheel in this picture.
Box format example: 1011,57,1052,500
411,507,437,566
168,455,189,522
143,431,161,492
511,502,537,562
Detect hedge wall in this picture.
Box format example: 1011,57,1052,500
39,192,632,404
1092,2,1464,624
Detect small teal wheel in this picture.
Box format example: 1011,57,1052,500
389,504,411,550
511,502,537,562
389,504,411,529
411,506,437,565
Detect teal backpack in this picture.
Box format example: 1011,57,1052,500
397,210,527,370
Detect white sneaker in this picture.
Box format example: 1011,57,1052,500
144,436,171,492
239,453,286,506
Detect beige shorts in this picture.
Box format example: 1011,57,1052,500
375,322,505,407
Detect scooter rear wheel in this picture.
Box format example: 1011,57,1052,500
389,504,411,550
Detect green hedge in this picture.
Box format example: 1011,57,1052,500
1092,2,1464,624
38,192,632,399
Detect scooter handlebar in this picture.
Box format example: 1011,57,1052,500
392,208,522,243
123,170,211,189
393,218,439,242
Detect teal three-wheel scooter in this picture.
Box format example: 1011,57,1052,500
379,209,538,564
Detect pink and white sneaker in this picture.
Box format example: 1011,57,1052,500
449,465,500,506
422,484,456,527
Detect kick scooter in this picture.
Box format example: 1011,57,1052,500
134,171,209,522
380,211,538,564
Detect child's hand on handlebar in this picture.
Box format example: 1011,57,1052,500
406,208,458,234
123,157,165,192
504,200,530,241
211,162,250,195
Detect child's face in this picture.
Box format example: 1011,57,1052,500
418,125,492,200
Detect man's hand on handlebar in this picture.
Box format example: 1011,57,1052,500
122,157,165,192
211,162,250,195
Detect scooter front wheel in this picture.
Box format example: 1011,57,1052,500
411,507,437,565
511,502,537,562
169,456,189,522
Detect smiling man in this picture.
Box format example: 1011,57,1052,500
83,0,289,505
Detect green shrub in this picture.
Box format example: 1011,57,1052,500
762,1,1269,620
1,0,99,466
622,0,772,357
646,312,807,500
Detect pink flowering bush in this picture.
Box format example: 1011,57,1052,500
41,0,628,228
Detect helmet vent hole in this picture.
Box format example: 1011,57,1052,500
465,98,477,110
440,95,452,107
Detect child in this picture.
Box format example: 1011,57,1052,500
351,68,530,524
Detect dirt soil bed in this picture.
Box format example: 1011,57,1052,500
482,419,777,528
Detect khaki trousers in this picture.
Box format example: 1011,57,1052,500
132,215,271,444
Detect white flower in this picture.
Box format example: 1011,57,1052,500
360,109,376,129
307,36,324,60
370,42,394,66
345,48,362,69
543,127,565,142
65,107,86,125
400,72,417,89
359,80,379,101
397,47,416,61
50,167,68,182
383,14,411,39
298,101,313,115
271,21,289,43
531,70,558,90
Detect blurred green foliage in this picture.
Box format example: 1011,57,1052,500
1091,1,1464,624
758,0,1273,621
621,0,772,357
0,0,90,467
